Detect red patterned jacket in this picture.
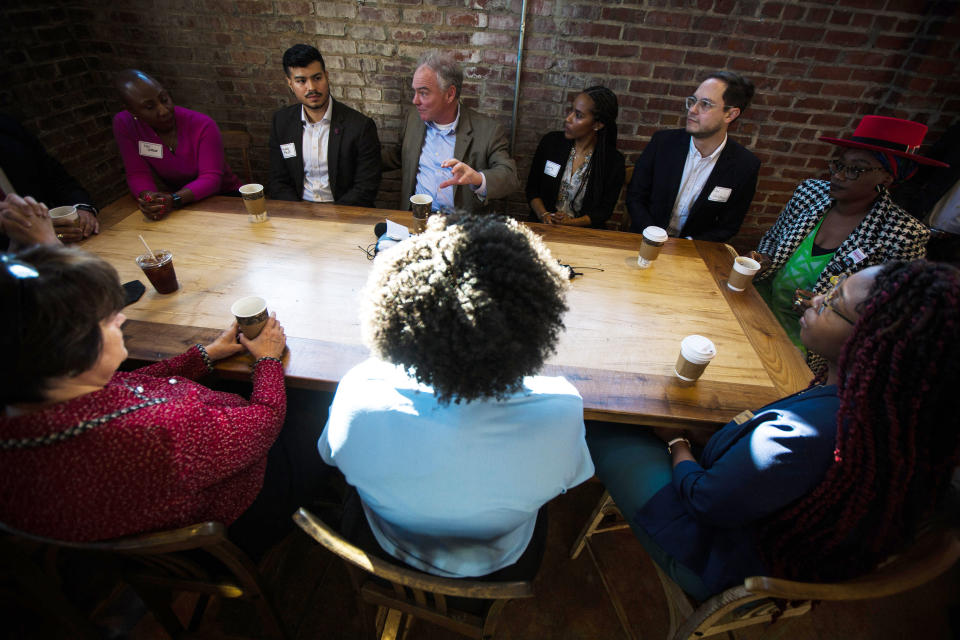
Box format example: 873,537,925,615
0,347,286,541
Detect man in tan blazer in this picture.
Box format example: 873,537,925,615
382,50,519,214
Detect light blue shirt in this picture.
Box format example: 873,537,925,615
318,357,594,577
415,107,487,212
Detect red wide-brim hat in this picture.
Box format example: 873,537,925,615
820,115,950,168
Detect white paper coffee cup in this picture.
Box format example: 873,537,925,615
674,334,717,381
239,183,268,223
231,295,269,339
727,256,761,292
638,226,668,268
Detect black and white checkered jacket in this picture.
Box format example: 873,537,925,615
755,179,929,295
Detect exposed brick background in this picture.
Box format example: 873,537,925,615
3,0,959,250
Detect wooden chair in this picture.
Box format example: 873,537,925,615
0,519,287,640
222,130,254,185
293,507,535,640
571,490,960,640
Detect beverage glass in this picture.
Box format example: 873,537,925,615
136,250,179,294
49,205,80,225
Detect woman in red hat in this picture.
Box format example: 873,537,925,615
749,115,949,358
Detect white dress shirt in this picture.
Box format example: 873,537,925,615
301,102,334,203
667,135,727,237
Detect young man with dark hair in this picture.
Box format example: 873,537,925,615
268,44,381,207
626,71,760,242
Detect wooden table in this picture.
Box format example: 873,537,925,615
80,197,810,430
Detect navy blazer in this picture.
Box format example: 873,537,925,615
525,130,625,228
626,129,760,241
268,99,381,207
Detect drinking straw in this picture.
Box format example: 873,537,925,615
138,234,158,261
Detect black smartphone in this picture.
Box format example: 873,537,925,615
122,280,146,306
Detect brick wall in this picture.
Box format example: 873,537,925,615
4,0,960,250
1,0,126,208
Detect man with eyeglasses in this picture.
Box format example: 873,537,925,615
626,71,760,242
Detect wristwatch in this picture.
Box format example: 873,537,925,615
170,193,183,209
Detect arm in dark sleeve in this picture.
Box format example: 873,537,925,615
693,155,760,242
267,112,300,201
672,408,836,527
335,117,381,207
626,134,660,233
587,153,626,228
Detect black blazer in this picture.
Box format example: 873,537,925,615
626,129,760,241
268,99,381,207
525,130,625,228
0,114,93,208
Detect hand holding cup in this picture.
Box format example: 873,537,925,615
240,312,286,360
204,320,247,361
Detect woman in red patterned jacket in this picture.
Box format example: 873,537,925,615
0,245,289,549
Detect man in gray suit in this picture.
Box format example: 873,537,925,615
382,51,519,214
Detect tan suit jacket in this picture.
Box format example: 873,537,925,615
382,106,520,213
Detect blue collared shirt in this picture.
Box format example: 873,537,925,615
415,110,458,212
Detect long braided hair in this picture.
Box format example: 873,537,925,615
760,260,960,582
580,86,619,216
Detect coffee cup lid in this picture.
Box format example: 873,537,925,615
642,226,668,242
680,334,716,363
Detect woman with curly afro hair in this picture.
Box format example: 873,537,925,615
319,213,594,578
587,260,960,601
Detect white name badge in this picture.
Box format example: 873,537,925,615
280,143,297,159
544,160,561,178
138,141,163,159
847,247,867,265
708,186,732,202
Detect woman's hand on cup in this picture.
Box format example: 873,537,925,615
204,320,247,361
747,251,772,275
137,191,170,220
240,312,286,360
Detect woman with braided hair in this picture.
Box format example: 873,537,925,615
750,115,947,355
526,86,625,227
587,260,960,600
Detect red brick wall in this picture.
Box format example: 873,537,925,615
4,0,960,250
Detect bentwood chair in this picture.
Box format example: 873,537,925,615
293,507,535,640
0,519,287,640
222,130,254,185
571,490,960,640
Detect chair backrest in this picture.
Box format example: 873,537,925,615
221,130,254,185
0,519,286,639
745,524,960,601
293,507,533,639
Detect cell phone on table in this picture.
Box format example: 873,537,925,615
123,280,146,306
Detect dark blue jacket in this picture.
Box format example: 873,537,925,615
635,385,839,595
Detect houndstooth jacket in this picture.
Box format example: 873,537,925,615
755,179,928,294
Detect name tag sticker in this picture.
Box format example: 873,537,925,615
544,160,561,178
847,248,867,264
708,186,732,202
280,143,296,159
138,141,163,159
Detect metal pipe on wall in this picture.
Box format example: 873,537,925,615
509,0,528,155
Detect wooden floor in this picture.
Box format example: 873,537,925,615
118,481,959,640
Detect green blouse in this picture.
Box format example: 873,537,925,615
756,218,835,352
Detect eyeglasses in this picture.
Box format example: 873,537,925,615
685,96,732,112
828,159,887,181
816,274,856,325
2,253,40,342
